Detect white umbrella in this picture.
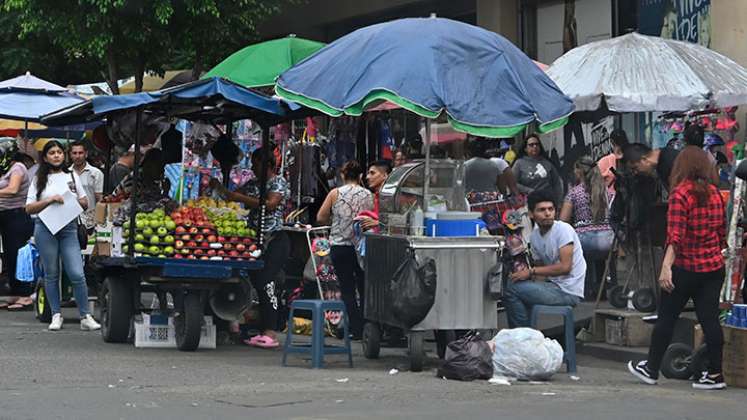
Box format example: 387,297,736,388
547,32,747,112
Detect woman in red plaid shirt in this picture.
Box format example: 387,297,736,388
628,146,727,390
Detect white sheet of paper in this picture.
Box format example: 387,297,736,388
38,190,84,235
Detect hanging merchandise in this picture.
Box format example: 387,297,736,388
377,116,395,160
327,116,358,169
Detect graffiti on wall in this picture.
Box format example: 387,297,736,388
639,0,711,47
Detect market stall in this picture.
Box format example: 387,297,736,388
547,31,747,309
276,17,575,370
42,77,305,350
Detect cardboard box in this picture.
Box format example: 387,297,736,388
723,325,747,388
94,242,111,257
95,202,108,225
592,309,653,347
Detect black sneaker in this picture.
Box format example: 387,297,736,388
692,372,727,390
627,360,658,385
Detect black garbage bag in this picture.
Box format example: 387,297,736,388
390,253,437,328
437,333,494,381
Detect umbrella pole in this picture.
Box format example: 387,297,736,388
24,120,28,139
422,118,432,211
127,108,143,257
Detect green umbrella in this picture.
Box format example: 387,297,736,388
203,36,325,88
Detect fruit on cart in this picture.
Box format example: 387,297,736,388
194,249,204,256
200,241,209,249
150,235,160,244
157,226,168,236
143,227,154,236
164,246,175,255
134,243,145,252
207,234,217,242
224,243,233,251
175,240,184,249
149,245,161,254
181,234,191,241
174,254,183,259
187,240,197,248
163,235,175,243
236,243,245,251
175,226,186,234
165,219,176,230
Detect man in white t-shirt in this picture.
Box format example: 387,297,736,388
69,141,103,230
504,189,586,328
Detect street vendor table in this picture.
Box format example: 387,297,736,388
92,256,263,351
363,233,501,371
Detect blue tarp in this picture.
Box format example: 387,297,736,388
0,91,84,122
276,17,574,136
43,77,299,127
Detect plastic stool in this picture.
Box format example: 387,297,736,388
529,305,577,374
282,300,353,369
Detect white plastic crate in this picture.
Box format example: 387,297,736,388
134,314,216,349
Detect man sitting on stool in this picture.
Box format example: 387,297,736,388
504,189,586,328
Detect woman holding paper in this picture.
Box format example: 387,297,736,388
25,140,100,332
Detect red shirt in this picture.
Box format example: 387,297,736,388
666,180,726,272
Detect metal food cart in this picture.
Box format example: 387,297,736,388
362,160,501,371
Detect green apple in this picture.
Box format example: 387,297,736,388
163,235,175,243
143,227,154,236
136,213,147,220
134,243,145,252
157,254,166,258
163,246,174,254
135,233,145,242
165,220,176,230
157,226,168,236
135,219,146,229
122,245,129,253
150,219,162,229
123,229,130,238
153,209,165,218
148,245,160,254
150,235,160,244
123,220,130,229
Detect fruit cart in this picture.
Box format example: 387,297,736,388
42,77,310,350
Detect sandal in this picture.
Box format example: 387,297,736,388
244,334,280,349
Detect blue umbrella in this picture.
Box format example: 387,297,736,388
276,17,574,137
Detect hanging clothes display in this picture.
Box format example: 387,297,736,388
327,116,358,169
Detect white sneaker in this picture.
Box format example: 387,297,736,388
49,313,63,331
80,314,101,331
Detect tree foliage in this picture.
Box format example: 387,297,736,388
3,0,296,92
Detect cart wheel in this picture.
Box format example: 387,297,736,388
408,332,425,372
362,322,381,359
34,281,52,323
435,330,456,359
690,344,709,378
175,291,203,351
100,276,134,343
632,288,657,313
608,285,628,309
661,343,694,380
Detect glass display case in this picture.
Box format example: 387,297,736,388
378,159,467,233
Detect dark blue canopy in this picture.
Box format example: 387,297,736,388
42,77,301,127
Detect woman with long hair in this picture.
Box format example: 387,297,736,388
628,146,727,390
0,147,34,309
317,160,373,339
513,133,564,206
560,156,614,257
25,140,100,331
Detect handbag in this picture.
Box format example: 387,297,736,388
69,172,88,249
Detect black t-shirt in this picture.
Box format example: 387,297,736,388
656,145,680,191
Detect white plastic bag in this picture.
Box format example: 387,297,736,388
491,328,564,381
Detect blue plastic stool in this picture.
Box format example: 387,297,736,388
282,300,353,369
529,305,577,374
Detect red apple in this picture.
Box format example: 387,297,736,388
194,234,204,242
217,250,226,257
194,249,204,256
207,249,216,257
187,255,196,260
200,241,209,249
201,228,211,235
230,236,239,243
224,243,233,251
200,256,210,261
181,234,191,241
218,236,226,243
207,234,217,243
170,211,181,219
229,250,239,257
242,238,252,245
248,244,257,252
173,254,183,259
175,240,184,249
236,257,244,261
236,243,245,252
187,241,197,248
175,226,187,234
183,220,193,227
188,227,199,234
242,251,252,258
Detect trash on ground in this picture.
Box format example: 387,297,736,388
541,392,557,396
570,375,580,381
488,376,511,386
491,328,563,381
335,378,349,383
389,369,399,375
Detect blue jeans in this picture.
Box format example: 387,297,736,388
34,219,90,317
578,229,614,260
504,280,580,328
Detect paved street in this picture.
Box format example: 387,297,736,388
1,308,745,420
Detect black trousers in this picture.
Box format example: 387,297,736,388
330,245,365,335
0,208,33,296
647,266,724,376
248,231,290,332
